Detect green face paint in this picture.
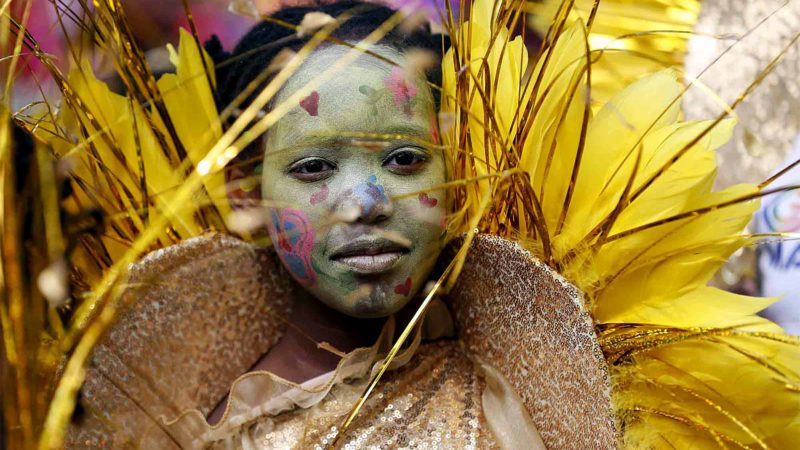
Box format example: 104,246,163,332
261,45,447,318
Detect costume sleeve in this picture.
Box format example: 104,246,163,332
66,234,293,448
445,234,617,449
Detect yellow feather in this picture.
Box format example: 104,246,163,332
444,3,800,446
603,286,780,332
611,119,734,233
557,70,682,256
158,29,229,219
41,30,227,263
620,336,800,448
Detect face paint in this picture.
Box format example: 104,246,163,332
384,67,418,116
310,182,329,205
393,277,412,296
358,84,377,97
430,115,440,145
261,44,447,318
299,91,320,116
418,192,438,208
267,208,317,286
352,175,388,217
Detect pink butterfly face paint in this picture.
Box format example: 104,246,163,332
267,208,317,286
260,44,447,318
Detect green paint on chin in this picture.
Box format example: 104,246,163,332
313,259,357,292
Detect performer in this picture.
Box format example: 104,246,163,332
66,3,607,448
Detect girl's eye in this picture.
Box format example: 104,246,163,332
384,150,427,174
288,158,336,181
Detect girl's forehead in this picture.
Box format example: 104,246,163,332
276,44,424,101
285,44,405,82
266,44,436,150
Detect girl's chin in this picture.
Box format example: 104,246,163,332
322,291,412,319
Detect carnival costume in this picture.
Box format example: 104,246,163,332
3,0,800,448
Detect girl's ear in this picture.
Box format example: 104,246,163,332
225,160,262,209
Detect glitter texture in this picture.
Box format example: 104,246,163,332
66,234,615,448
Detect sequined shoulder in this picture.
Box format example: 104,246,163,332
446,234,618,448
67,234,294,448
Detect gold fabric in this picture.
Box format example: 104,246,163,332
66,234,615,449
445,235,616,448
200,341,498,449
66,235,294,448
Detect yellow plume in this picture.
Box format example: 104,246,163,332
445,0,800,446
40,28,228,267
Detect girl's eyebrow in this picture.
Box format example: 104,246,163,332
278,133,348,149
381,123,429,138
283,124,430,148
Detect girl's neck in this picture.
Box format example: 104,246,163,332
206,290,383,425
206,288,421,426
250,289,386,383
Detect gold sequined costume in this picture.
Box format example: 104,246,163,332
67,234,615,449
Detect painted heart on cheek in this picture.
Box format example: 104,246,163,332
299,91,319,116
418,192,438,208
394,277,412,296
310,183,329,205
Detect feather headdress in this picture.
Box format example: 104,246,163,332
438,0,800,447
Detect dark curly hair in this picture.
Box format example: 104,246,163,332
204,1,449,165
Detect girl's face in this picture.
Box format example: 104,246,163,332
261,45,447,318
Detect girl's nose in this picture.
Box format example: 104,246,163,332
336,175,394,224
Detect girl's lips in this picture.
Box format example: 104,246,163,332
328,234,411,274
332,251,404,274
